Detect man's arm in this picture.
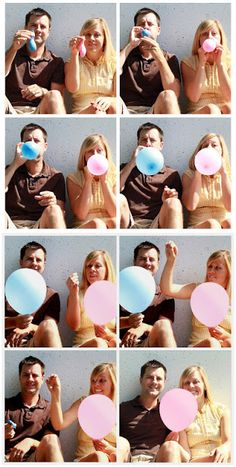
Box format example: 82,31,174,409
120,146,142,191
120,27,143,73
5,144,26,190
5,29,32,76
7,437,40,462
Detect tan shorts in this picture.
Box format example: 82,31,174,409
6,216,41,229
131,216,160,229
128,105,154,114
5,97,40,114
131,454,156,463
5,450,36,462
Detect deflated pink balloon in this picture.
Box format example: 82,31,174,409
160,388,198,431
87,154,109,176
190,282,229,327
78,394,116,439
202,38,217,52
84,280,116,325
195,148,222,175
79,42,87,57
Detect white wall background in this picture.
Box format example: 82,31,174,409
5,235,117,347
119,349,231,408
120,3,231,112
119,235,231,347
5,349,116,462
5,118,117,226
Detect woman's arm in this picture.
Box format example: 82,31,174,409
215,45,231,102
178,430,191,460
67,171,93,220
160,242,196,299
181,50,207,102
46,374,80,430
66,273,81,331
209,410,231,462
100,175,116,217
64,37,83,93
219,166,231,212
182,172,202,211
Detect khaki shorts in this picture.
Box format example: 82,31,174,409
5,450,36,462
6,216,41,229
5,97,40,114
128,105,154,114
131,216,160,229
131,454,156,463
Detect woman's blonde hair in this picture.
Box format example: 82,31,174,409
77,133,116,182
205,250,231,297
89,363,116,402
192,19,230,61
188,133,231,177
80,250,116,291
80,17,116,65
179,365,213,404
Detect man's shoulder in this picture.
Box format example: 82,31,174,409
45,48,64,63
120,396,139,408
44,162,64,177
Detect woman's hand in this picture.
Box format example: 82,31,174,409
165,431,179,442
66,273,79,293
214,44,224,66
46,373,61,398
165,241,178,261
69,36,85,55
93,439,115,456
209,444,230,463
197,47,208,66
91,96,115,114
83,166,94,183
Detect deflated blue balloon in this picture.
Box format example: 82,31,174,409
119,266,156,313
5,269,47,314
21,141,39,160
136,147,164,175
141,29,151,37
29,37,37,52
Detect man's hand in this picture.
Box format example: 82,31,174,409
5,328,33,347
34,191,57,207
21,85,47,101
11,29,33,52
13,143,27,168
127,313,144,328
162,185,179,202
140,37,164,61
14,314,33,329
165,241,178,261
46,373,61,399
129,27,143,48
8,438,35,462
121,325,149,347
5,423,15,440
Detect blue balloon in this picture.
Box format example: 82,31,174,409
136,147,164,175
5,269,47,314
21,141,39,160
119,266,156,313
29,37,37,52
141,29,151,37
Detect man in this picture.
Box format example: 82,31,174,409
5,356,64,461
120,8,181,114
5,122,66,229
5,241,62,347
120,241,176,347
5,7,66,114
120,360,190,462
120,122,183,228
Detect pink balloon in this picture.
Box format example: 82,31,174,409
87,154,109,176
202,38,217,52
84,280,116,325
160,388,198,432
190,282,229,327
78,394,116,439
79,42,86,57
194,148,222,175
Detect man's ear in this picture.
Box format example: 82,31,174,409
160,141,164,151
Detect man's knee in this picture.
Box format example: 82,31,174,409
38,319,58,334
43,90,63,106
39,433,60,449
42,204,63,220
159,440,181,456
164,197,182,214
153,319,172,335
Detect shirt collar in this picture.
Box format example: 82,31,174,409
17,393,47,409
132,395,160,411
20,45,51,62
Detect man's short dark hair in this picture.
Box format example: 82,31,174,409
19,356,45,375
134,8,160,27
137,122,164,142
20,241,47,261
20,123,48,142
140,360,167,379
134,241,160,262
25,8,52,28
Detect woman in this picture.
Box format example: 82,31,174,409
160,241,231,347
65,18,117,114
66,250,116,347
178,365,231,462
181,20,231,114
46,363,117,462
67,134,116,229
182,133,231,228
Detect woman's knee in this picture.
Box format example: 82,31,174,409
92,218,107,229
205,103,221,114
205,218,221,229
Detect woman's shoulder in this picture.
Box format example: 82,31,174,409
208,401,227,418
181,55,198,69
183,168,194,178
67,170,83,185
